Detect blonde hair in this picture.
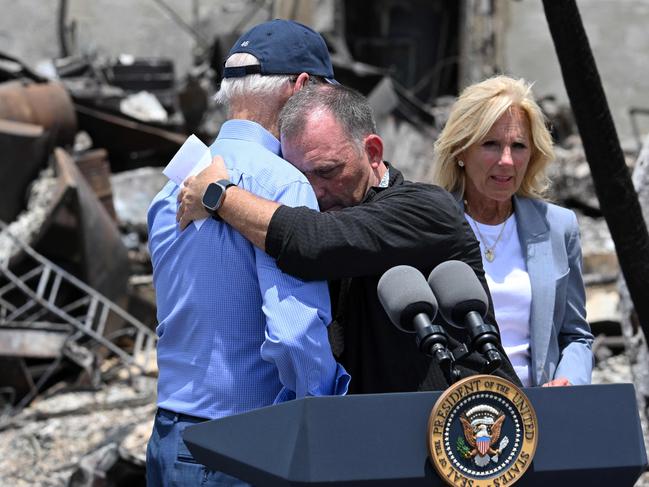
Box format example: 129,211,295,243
431,75,555,199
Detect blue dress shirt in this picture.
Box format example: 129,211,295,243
148,120,349,420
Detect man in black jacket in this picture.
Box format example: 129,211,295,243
177,84,521,392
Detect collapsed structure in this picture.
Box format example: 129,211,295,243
0,1,645,485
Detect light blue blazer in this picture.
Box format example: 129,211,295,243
457,195,594,386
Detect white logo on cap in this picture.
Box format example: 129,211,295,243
241,41,250,47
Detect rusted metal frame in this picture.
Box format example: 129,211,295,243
48,272,63,304
4,298,40,323
82,298,112,340
1,265,51,321
0,279,86,324
0,222,149,332
84,296,99,329
18,272,64,323
0,265,44,296
3,303,81,328
0,266,45,318
16,292,89,325
18,296,91,330
0,292,19,315
5,301,40,323
18,306,51,323
35,265,52,297
61,295,91,314
0,223,156,367
95,304,110,337
0,263,137,366
0,263,129,357
13,353,66,414
5,265,53,320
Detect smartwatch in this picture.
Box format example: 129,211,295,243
202,179,236,219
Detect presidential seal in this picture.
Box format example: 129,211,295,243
428,375,537,487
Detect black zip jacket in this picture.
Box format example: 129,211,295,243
266,165,521,392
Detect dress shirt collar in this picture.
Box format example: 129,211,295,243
217,119,281,156
361,162,403,203
378,168,390,188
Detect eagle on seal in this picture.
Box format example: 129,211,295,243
460,406,507,466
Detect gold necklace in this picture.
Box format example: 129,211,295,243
464,200,511,263
470,217,509,262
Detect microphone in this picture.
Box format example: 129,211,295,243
377,265,454,374
427,260,503,372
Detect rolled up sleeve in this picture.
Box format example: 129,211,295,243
257,178,350,401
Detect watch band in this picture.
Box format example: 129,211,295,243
216,179,236,190
214,179,236,221
202,179,236,220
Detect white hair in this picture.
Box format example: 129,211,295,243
214,53,294,105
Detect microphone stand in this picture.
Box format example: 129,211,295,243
412,315,460,384
435,312,503,379
463,311,503,374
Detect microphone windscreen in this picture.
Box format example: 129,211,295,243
377,265,438,333
427,260,488,327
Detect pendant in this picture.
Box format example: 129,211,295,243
485,248,495,262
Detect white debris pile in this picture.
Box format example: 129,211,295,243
0,167,57,263
593,354,649,487
110,167,167,230
120,91,168,123
0,378,156,487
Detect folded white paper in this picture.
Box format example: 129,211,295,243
163,134,212,230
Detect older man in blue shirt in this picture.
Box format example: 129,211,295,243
146,20,349,486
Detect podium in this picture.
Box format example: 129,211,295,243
183,384,647,486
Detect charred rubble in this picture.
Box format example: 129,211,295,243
0,3,646,486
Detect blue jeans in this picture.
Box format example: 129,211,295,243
146,408,251,486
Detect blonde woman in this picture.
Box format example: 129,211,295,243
432,75,593,387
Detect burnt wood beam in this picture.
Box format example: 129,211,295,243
542,0,649,345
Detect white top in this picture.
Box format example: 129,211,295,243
465,213,533,386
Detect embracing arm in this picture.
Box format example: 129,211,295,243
177,156,279,250
266,184,474,281
217,187,277,250
179,167,473,281
552,212,594,386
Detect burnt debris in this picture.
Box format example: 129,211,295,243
0,1,646,485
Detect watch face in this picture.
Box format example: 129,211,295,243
202,183,225,211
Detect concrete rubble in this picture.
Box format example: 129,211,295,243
0,377,156,487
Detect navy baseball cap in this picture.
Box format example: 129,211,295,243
223,19,337,83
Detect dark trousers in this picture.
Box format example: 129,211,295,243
146,408,251,486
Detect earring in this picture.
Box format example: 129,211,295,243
458,160,465,167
